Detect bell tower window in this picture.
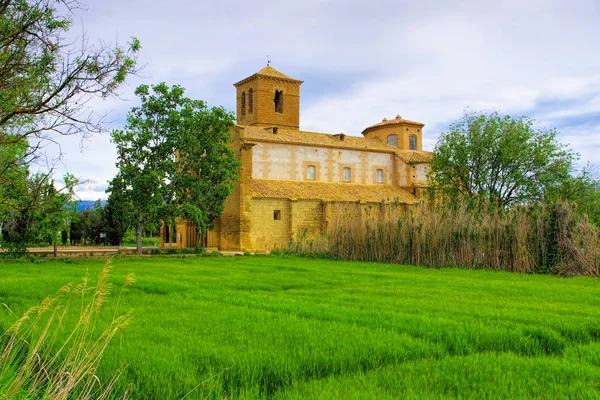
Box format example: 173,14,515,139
248,89,253,113
241,91,246,116
234,66,302,128
274,90,283,113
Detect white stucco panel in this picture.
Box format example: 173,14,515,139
366,152,394,184
397,157,409,187
253,142,404,185
415,163,429,184
252,143,292,180
292,146,328,181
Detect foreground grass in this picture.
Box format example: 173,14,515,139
1,255,599,399
0,261,133,399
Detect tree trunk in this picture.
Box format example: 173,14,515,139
53,236,57,257
136,223,144,255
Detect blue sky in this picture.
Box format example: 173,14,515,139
46,0,600,199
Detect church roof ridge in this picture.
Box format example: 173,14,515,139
233,65,303,86
361,115,425,135
256,65,291,78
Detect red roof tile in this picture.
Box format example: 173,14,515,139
247,179,419,204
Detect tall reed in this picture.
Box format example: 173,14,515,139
0,259,135,399
289,201,600,277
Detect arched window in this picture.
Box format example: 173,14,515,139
241,91,246,115
376,169,383,183
274,90,283,113
387,134,398,147
248,89,253,113
343,167,351,182
307,165,316,180
409,135,417,150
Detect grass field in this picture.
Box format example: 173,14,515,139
1,255,599,399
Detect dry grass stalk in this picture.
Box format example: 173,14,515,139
289,201,599,277
0,259,135,399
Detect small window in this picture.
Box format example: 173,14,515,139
274,210,281,220
343,167,351,182
241,91,246,115
307,165,316,180
248,89,253,113
376,169,383,183
409,135,417,150
274,90,283,113
164,225,170,243
387,134,398,147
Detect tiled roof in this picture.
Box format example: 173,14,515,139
247,179,420,204
241,125,433,163
256,66,292,79
362,115,425,134
394,149,433,164
243,126,396,152
234,66,303,86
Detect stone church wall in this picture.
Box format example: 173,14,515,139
245,198,292,251
244,198,325,252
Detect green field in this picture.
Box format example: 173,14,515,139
1,256,599,399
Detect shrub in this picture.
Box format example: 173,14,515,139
121,229,159,247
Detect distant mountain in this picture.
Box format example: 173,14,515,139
76,200,107,212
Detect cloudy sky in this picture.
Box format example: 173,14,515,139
48,0,600,199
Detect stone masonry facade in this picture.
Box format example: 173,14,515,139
161,66,432,251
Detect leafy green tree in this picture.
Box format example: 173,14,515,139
0,140,28,227
70,203,106,245
545,165,600,226
110,83,239,254
104,179,133,245
1,172,77,255
0,0,140,212
35,174,78,254
61,199,80,245
430,111,577,207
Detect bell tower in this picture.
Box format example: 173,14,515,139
233,65,303,130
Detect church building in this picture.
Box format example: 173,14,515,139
161,66,432,251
